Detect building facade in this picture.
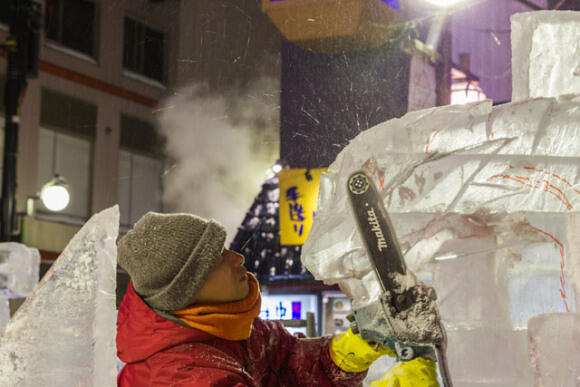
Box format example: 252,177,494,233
0,0,280,254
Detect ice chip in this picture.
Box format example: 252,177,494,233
0,205,119,387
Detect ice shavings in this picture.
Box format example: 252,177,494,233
382,276,444,346
0,206,119,387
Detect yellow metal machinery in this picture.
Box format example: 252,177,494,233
261,0,403,53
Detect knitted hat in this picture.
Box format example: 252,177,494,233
117,212,227,311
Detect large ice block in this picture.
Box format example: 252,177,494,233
304,97,580,303
511,11,580,101
304,10,580,387
0,206,119,387
302,96,580,386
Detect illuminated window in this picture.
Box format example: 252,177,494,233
0,0,8,25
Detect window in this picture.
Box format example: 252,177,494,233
123,17,165,82
38,89,97,219
0,0,9,25
118,114,164,226
45,0,96,57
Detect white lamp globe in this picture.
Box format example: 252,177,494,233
40,183,70,211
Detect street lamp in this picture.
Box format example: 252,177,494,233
39,174,70,212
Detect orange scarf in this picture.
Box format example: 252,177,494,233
171,273,261,341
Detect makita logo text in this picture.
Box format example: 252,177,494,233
367,208,388,251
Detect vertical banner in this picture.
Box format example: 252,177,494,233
279,168,327,245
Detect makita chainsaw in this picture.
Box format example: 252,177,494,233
346,170,453,387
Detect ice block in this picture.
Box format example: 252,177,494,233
0,206,119,387
511,11,580,101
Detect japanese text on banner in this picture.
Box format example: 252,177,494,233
279,168,327,245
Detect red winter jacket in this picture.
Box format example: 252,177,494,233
117,284,367,386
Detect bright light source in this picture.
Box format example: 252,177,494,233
40,175,70,211
451,81,487,105
272,164,283,174
425,0,465,7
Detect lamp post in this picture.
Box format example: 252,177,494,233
1,0,41,241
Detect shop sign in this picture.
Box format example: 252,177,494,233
260,294,318,320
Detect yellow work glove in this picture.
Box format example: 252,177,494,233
370,357,440,387
329,328,395,373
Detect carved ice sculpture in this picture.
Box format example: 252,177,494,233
0,206,119,387
302,11,580,387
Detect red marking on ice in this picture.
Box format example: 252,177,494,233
425,133,437,153
460,234,486,239
524,166,580,196
489,173,573,210
532,226,570,313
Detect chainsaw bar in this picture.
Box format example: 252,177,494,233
347,170,453,387
346,170,406,293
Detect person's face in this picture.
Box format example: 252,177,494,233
194,248,250,304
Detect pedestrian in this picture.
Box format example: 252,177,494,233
116,211,437,386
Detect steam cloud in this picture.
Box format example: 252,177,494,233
157,77,280,242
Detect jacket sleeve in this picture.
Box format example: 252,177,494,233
255,318,368,386
130,343,253,387
166,368,248,387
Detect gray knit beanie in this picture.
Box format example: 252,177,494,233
117,212,227,311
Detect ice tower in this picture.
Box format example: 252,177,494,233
0,206,119,387
302,11,580,387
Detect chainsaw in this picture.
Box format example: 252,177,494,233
346,170,453,387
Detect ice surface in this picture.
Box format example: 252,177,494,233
528,313,580,386
0,243,40,298
511,11,580,101
0,206,119,387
